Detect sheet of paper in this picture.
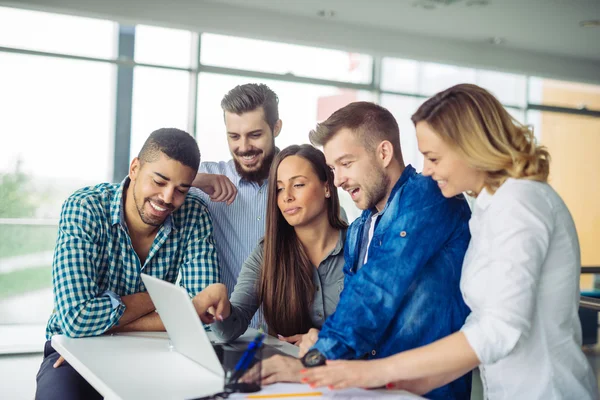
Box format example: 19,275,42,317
229,382,425,399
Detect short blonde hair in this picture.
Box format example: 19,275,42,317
412,83,550,194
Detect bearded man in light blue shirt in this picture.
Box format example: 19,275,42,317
192,83,282,328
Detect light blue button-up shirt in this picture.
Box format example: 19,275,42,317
194,160,268,327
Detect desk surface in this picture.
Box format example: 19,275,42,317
52,329,423,400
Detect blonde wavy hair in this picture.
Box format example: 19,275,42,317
411,83,550,195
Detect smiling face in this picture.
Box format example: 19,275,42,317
276,155,330,228
416,121,486,197
323,128,389,211
127,152,196,227
225,107,281,183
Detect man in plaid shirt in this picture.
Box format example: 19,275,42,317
35,128,220,400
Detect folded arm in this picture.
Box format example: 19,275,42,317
107,293,161,333
53,198,152,337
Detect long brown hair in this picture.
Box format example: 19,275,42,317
258,144,347,336
412,83,550,195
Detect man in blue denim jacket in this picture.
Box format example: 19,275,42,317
293,102,472,399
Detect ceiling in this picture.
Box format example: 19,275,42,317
4,0,600,84
205,0,600,61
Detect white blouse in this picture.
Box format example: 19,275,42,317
460,178,598,400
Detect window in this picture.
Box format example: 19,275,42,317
196,72,373,222
529,78,600,111
419,62,477,96
506,108,526,126
0,6,116,58
476,70,526,108
129,67,191,162
201,34,373,84
381,57,419,94
380,94,425,172
0,53,115,329
135,25,194,68
2,5,598,355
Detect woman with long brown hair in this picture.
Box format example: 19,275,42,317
301,84,598,399
193,144,347,343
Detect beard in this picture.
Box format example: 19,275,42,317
132,180,174,226
361,165,390,210
233,146,276,183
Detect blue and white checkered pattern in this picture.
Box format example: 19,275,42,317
45,178,220,339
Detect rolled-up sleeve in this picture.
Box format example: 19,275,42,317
53,198,125,338
212,243,264,342
461,187,552,364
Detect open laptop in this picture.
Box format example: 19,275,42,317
141,273,229,379
140,274,286,385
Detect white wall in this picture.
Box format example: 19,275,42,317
4,0,600,85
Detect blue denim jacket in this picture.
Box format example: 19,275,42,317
313,165,472,400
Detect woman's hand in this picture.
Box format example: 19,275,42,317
300,358,394,390
298,328,320,357
277,334,303,346
191,283,231,324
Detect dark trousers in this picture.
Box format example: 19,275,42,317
35,340,103,400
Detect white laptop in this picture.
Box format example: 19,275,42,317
141,274,289,392
140,273,228,380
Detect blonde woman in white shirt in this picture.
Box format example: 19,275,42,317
301,83,598,400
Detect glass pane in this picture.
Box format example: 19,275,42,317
135,25,193,68
196,73,375,222
528,78,600,111
0,53,115,324
130,67,191,163
380,94,425,172
0,6,116,58
527,110,600,274
381,57,419,93
506,107,526,126
419,62,476,96
201,33,373,84
476,70,527,107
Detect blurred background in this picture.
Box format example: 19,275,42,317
0,1,598,397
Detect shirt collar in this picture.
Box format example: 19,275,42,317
226,160,243,186
473,186,494,212
110,177,128,228
111,177,176,232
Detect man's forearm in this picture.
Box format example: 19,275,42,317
192,173,208,189
110,311,165,333
118,292,156,326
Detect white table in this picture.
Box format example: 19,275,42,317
52,330,424,400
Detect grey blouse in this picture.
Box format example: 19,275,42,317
212,230,346,342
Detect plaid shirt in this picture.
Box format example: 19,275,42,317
46,178,220,339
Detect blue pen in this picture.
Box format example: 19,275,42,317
228,331,265,384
